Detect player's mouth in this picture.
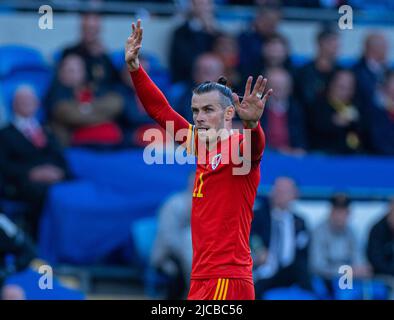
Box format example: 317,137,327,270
196,126,210,131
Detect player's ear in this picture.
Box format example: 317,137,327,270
224,105,235,121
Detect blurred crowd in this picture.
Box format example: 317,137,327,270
1,3,394,156
250,179,394,300
0,0,394,299
151,176,394,299
103,0,394,10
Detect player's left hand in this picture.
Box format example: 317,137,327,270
232,76,273,129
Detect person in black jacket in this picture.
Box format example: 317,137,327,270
169,0,218,83
59,12,120,90
0,211,36,300
252,177,312,299
0,85,71,239
367,198,394,277
309,69,364,154
294,25,339,116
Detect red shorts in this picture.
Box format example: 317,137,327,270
187,278,255,300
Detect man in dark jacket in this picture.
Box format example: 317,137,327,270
367,198,394,277
251,177,311,299
0,86,70,239
169,0,218,83
59,12,120,89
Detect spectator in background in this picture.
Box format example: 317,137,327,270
170,53,225,122
261,67,307,154
238,6,282,82
0,86,70,239
367,197,394,277
60,11,120,89
353,32,389,149
116,55,166,147
243,33,293,82
212,33,242,92
0,211,36,300
46,54,124,148
310,194,372,294
309,69,364,154
295,25,339,114
369,70,394,155
261,34,293,74
252,177,312,298
169,0,218,83
150,174,193,300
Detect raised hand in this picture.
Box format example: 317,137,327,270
125,19,143,72
232,76,273,129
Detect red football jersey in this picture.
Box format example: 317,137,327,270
188,129,262,280
130,66,265,281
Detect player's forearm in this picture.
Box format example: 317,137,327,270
129,65,189,132
247,122,265,161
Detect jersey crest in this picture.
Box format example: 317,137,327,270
211,153,222,170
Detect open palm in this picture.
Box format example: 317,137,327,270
125,19,143,71
232,76,273,128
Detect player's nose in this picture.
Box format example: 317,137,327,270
195,112,205,124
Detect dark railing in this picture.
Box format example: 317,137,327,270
1,0,394,24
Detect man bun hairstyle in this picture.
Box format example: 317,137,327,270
217,76,228,86
193,76,234,108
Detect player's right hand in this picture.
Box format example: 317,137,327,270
125,19,143,72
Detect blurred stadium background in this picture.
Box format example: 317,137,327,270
0,0,393,300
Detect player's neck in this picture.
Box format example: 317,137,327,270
205,128,233,152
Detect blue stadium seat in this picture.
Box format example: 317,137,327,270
332,278,389,300
110,50,126,72
1,69,52,101
0,69,52,122
0,45,51,121
5,267,85,300
290,54,312,68
130,216,158,267
144,266,171,299
311,275,332,300
130,216,170,298
111,49,171,94
0,45,48,77
338,56,357,68
263,285,317,300
52,49,63,65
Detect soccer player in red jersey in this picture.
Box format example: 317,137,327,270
125,20,272,300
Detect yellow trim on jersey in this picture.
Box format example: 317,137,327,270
213,278,222,300
192,172,204,198
186,124,197,156
191,126,196,156
186,124,192,155
222,279,229,300
217,278,227,300
197,172,203,197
